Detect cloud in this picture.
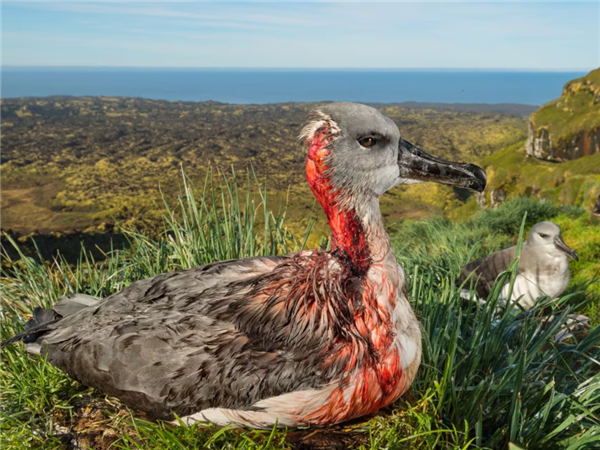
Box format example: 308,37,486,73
10,2,332,28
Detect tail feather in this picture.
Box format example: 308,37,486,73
1,293,101,348
1,317,59,348
22,307,61,343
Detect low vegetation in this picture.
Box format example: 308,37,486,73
1,96,528,242
2,174,598,449
480,140,600,211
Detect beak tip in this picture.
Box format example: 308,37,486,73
556,237,578,261
465,164,487,193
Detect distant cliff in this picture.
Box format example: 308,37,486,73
526,68,600,161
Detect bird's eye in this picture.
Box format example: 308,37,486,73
358,137,376,148
538,233,549,239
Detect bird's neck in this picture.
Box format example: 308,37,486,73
306,127,389,275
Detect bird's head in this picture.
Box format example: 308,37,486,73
300,102,487,210
527,221,578,261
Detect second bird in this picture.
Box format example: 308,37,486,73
458,221,578,308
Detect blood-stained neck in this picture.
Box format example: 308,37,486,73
306,124,387,275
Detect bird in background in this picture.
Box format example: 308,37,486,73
457,221,578,309
2,103,486,428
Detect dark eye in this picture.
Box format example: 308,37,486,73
358,137,376,148
539,233,549,239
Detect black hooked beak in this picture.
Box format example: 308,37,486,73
398,138,487,192
555,236,579,261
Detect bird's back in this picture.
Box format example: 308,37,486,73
31,254,343,419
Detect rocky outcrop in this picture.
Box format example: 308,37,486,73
526,123,600,161
475,188,508,209
526,68,600,162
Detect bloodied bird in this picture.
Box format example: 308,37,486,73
2,103,486,428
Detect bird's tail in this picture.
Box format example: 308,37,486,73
1,307,60,348
1,294,100,349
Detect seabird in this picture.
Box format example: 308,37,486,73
457,221,578,308
2,102,486,428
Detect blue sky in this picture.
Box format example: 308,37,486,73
2,1,599,69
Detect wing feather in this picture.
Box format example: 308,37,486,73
27,254,351,419
457,246,517,299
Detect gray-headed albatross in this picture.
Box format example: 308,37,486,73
2,102,486,428
457,221,578,308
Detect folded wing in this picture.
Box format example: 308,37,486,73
457,246,517,299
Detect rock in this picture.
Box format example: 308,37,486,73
526,68,600,162
592,195,600,225
476,192,487,209
526,123,552,159
526,123,600,162
490,188,506,208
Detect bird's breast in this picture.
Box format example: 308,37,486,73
317,261,421,423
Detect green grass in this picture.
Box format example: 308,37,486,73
481,141,600,212
2,176,599,449
531,68,600,142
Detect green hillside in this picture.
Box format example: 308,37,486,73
481,140,600,211
527,68,600,161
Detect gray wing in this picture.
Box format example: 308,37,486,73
27,254,349,420
457,246,517,299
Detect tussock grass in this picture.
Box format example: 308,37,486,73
2,175,599,449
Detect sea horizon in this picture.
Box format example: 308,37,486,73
1,67,588,106
4,65,592,71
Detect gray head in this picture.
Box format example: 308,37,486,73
301,102,486,207
527,221,578,261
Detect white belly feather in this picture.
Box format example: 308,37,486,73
501,258,570,308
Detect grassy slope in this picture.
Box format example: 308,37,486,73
531,68,600,141
1,179,599,449
480,141,600,211
431,140,600,311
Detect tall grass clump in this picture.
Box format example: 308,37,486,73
475,196,562,234
392,199,600,448
409,252,599,448
120,167,313,279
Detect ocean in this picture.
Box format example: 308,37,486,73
1,68,586,105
